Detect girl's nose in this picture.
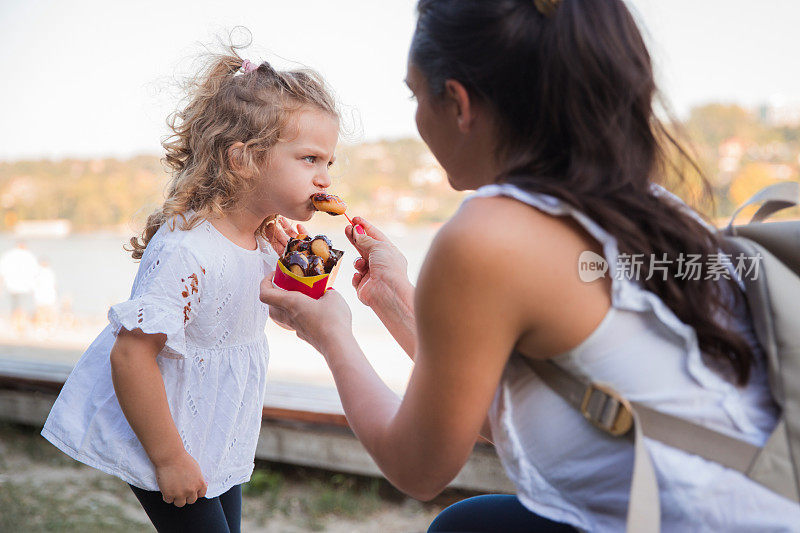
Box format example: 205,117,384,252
314,168,332,189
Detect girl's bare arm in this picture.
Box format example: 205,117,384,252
110,328,207,505
110,329,184,465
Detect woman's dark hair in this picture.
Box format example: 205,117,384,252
411,0,754,384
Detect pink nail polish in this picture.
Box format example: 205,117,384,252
355,225,365,235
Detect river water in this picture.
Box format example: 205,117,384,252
0,223,440,392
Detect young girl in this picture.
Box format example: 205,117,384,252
41,50,340,531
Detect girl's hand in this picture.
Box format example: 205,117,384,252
154,451,208,507
345,217,412,312
259,274,353,357
265,216,309,256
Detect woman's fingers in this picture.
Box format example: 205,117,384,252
186,493,198,505
352,271,363,290
345,225,382,260
269,304,296,331
345,224,356,246
173,497,187,507
273,318,296,331
260,272,310,326
350,216,390,243
296,223,309,236
354,257,367,272
198,482,208,499
260,273,290,306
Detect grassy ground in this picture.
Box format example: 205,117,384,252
0,422,466,532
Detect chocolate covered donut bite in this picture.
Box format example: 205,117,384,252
311,193,347,215
325,249,343,272
309,235,332,261
286,236,310,254
307,255,326,276
284,252,309,277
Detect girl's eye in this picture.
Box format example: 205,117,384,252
303,156,316,164
407,91,417,102
327,161,334,168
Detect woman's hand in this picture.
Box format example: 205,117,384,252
260,275,354,357
154,451,208,507
345,217,417,358
264,216,309,256
346,217,412,311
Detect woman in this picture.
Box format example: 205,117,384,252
260,0,799,531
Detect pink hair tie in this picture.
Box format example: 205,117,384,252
241,59,259,74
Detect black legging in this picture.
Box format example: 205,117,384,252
428,494,576,532
128,483,241,533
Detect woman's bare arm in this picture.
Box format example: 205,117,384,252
262,197,610,500
265,204,535,498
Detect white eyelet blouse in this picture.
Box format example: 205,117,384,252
41,216,278,498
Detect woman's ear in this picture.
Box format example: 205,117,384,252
444,79,475,133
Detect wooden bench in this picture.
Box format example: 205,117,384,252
0,356,515,493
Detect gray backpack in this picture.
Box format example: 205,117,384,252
527,181,800,531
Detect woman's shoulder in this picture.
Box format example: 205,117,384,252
427,192,612,357
438,193,592,263
423,195,584,305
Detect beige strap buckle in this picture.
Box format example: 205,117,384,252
580,382,634,436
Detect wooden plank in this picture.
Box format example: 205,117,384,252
0,388,516,493
0,389,55,425
0,355,489,438
255,421,514,492
262,380,344,415
262,406,348,427
0,356,346,416
0,357,73,393
0,354,488,435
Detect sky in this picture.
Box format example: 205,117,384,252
1,0,798,161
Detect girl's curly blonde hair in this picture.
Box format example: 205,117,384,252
128,44,338,260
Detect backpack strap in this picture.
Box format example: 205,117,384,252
725,181,799,230
525,358,763,532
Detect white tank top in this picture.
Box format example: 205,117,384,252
471,183,800,532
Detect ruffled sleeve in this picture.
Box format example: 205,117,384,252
108,242,206,358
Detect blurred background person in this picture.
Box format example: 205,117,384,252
33,258,58,332
0,241,39,332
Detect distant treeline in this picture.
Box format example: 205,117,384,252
2,104,799,231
